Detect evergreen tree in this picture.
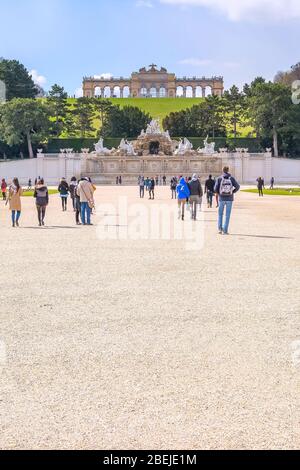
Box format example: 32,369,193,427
0,59,37,100
47,84,70,137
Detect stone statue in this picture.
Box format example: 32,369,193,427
119,139,137,156
175,138,194,155
183,138,193,152
94,138,111,155
198,136,216,155
146,119,162,135
164,130,171,141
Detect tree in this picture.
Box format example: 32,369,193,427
101,105,151,138
93,98,113,129
72,97,95,137
47,84,69,136
274,63,300,86
0,99,50,158
223,86,246,139
163,98,226,138
0,59,37,100
247,82,291,157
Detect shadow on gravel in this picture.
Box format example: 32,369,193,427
231,234,293,240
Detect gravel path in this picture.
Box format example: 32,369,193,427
0,186,300,450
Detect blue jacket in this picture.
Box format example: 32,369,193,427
214,173,240,202
176,178,190,200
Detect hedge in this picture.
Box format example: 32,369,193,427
46,137,262,153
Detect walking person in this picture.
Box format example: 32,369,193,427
163,175,167,186
8,178,23,227
188,174,203,221
170,178,177,199
205,175,215,209
74,180,82,225
257,177,265,197
119,176,122,186
69,177,77,211
1,178,7,201
34,179,49,227
214,166,240,235
58,178,69,211
270,177,275,190
149,177,155,200
176,177,190,221
139,176,145,198
77,178,95,226
145,177,150,193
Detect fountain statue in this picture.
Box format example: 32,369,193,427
175,138,194,155
198,136,216,155
94,137,111,155
145,119,162,135
119,139,137,156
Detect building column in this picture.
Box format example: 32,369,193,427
192,87,196,98
183,87,187,98
110,87,114,98
120,87,124,98
156,88,160,98
202,87,206,98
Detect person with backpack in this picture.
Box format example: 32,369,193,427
58,178,69,212
69,177,77,211
170,178,177,199
205,175,215,209
34,179,49,226
188,174,203,221
149,177,155,200
176,177,190,221
214,166,240,235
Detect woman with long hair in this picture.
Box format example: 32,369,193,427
58,178,70,211
34,179,49,226
8,178,23,227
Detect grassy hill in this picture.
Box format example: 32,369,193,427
66,97,253,137
67,97,203,123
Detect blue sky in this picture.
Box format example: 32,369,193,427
1,0,299,95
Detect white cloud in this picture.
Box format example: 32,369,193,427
30,69,47,87
136,0,154,7
75,87,83,98
179,58,212,66
160,0,300,22
94,73,113,80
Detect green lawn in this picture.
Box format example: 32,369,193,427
66,97,253,137
242,188,300,196
22,189,59,197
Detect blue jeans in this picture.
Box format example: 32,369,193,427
81,202,91,225
218,201,233,234
12,211,21,224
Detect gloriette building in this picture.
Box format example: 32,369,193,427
83,64,224,98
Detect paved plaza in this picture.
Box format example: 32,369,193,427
0,186,300,450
